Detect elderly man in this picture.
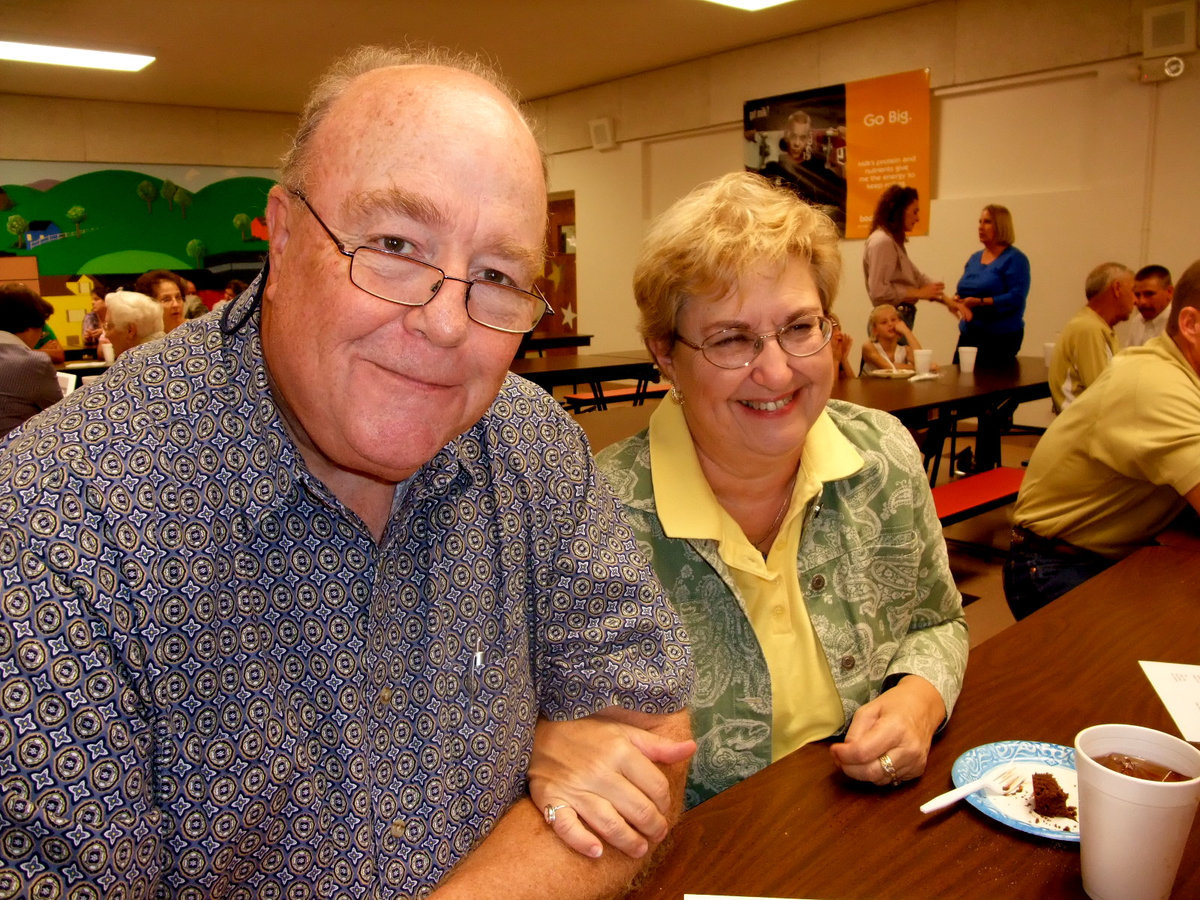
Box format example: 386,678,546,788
0,46,693,898
1116,263,1174,348
102,288,166,357
1004,259,1200,620
0,283,62,437
1049,261,1134,411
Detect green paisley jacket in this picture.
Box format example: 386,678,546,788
597,400,968,808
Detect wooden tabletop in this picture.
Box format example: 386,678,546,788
629,545,1200,899
509,351,658,391
830,356,1050,426
515,332,593,357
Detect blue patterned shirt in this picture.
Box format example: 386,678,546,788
0,280,693,898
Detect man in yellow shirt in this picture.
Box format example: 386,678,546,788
1048,261,1134,411
1005,259,1200,619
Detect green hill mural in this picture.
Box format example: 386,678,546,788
1,170,273,277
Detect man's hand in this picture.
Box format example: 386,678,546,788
529,713,696,859
430,709,693,900
916,281,946,301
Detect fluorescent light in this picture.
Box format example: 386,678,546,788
699,0,797,10
0,40,154,72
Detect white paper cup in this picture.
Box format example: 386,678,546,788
913,348,933,375
101,342,115,363
958,345,977,373
1044,341,1055,367
1074,724,1200,900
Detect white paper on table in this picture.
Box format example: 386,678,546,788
1139,660,1200,741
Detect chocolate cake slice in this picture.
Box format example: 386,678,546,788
1031,771,1077,820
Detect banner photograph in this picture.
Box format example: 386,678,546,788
744,69,930,240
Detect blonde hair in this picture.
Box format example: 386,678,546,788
634,171,842,347
983,204,1015,245
867,303,900,338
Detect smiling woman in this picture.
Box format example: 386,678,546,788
533,171,968,809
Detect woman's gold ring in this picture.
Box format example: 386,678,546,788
878,752,901,786
544,803,569,825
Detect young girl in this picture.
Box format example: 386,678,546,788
862,303,934,374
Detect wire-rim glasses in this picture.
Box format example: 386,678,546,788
290,189,553,334
675,315,834,369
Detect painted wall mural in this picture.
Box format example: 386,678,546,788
0,168,272,279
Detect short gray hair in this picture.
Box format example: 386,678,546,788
1084,262,1132,301
280,44,541,192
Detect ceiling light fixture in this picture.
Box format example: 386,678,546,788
0,40,154,72
698,0,798,10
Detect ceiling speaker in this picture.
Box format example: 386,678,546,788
1143,2,1196,57
588,117,616,152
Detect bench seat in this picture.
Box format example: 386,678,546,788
931,466,1025,527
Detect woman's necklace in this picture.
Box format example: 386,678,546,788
751,474,797,553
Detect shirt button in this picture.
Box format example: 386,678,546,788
389,819,405,839
840,655,856,671
810,574,826,592
380,686,393,704
772,605,786,618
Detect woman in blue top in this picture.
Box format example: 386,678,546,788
951,204,1031,367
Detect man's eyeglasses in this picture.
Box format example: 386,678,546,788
290,190,553,334
675,315,834,369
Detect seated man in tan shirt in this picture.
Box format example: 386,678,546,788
1005,259,1200,619
1048,262,1134,411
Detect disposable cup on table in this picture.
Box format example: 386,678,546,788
1074,723,1200,900
1044,341,1055,366
913,348,933,375
958,346,977,373
101,342,115,363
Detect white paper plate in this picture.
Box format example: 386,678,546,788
952,740,1080,842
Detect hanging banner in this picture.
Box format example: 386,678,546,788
744,68,930,239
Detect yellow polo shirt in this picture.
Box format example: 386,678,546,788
649,400,862,760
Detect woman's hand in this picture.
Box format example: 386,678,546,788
529,714,696,859
946,295,974,322
827,676,946,786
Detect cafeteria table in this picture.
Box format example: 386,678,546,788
514,331,593,357
628,544,1200,899
509,351,659,395
831,356,1051,481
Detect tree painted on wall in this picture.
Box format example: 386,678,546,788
161,179,178,211
233,213,252,241
7,214,28,249
137,180,159,213
186,238,206,267
67,205,87,236
176,188,194,219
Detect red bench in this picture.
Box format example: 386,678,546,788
931,466,1025,527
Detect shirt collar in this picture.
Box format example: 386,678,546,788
0,331,29,349
648,399,862,542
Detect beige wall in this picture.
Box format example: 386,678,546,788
532,0,1200,373
3,0,1198,382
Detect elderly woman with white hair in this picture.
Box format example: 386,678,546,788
536,173,966,827
102,290,165,359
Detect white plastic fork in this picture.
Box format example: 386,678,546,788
919,766,1024,814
